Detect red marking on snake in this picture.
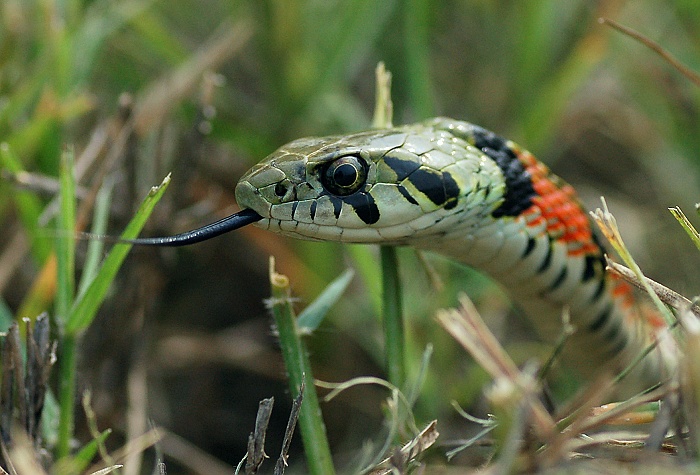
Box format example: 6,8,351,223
513,143,662,334
512,146,599,257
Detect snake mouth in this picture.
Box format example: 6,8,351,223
124,208,263,247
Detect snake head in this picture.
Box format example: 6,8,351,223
235,121,505,244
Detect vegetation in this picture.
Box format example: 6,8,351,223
1,1,699,473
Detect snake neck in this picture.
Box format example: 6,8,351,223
413,214,647,376
417,119,660,380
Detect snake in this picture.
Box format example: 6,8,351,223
130,117,666,382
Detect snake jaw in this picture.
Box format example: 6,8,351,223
234,178,272,217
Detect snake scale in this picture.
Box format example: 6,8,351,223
132,118,666,383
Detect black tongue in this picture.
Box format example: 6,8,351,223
124,208,263,247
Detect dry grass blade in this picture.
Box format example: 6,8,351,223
89,466,124,475
600,18,700,87
556,388,677,460
591,199,675,326
124,346,148,475
577,384,674,435
82,391,114,469
247,397,274,474
367,420,438,475
274,384,303,475
134,20,253,135
538,372,614,467
5,430,47,475
646,390,677,451
606,259,700,318
0,170,72,197
563,431,650,454
436,294,555,439
372,62,393,129
87,428,163,474
157,430,235,475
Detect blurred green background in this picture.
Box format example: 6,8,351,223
1,0,699,473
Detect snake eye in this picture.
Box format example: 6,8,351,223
320,155,368,196
274,183,288,197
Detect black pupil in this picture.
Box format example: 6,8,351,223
333,163,358,187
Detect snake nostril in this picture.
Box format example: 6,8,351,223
274,182,288,197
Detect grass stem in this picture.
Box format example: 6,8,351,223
372,63,406,389
381,246,405,388
268,258,335,475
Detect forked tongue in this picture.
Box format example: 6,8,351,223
121,208,262,247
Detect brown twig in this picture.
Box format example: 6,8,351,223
246,398,274,474
274,382,304,475
606,259,700,318
600,17,700,87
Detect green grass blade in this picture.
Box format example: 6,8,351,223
65,174,171,335
0,143,52,262
54,428,112,475
72,0,157,88
297,269,354,333
56,146,77,325
57,174,170,458
670,206,700,252
75,179,113,300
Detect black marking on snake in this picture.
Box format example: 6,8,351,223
343,192,380,224
583,254,602,281
469,126,536,219
537,241,553,273
547,267,567,291
609,332,628,356
397,185,419,205
591,277,607,302
385,155,421,180
523,237,536,257
471,126,508,152
589,303,613,332
583,233,608,283
310,201,317,220
328,195,343,219
408,167,460,208
484,146,536,218
443,172,460,210
603,318,622,344
291,201,299,218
